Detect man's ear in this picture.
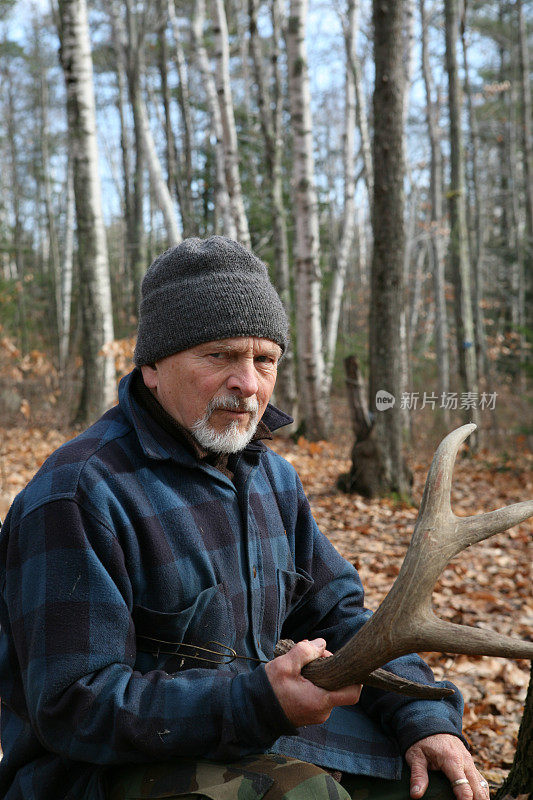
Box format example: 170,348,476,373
140,363,158,390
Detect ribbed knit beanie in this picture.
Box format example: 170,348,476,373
134,236,289,365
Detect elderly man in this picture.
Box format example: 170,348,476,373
0,238,488,800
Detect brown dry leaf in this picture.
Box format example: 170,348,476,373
19,399,30,419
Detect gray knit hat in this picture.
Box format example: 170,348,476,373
134,236,289,365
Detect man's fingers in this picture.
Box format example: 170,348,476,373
405,751,429,799
287,639,327,671
449,774,473,800
463,763,490,800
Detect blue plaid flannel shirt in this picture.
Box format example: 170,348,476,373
0,371,464,799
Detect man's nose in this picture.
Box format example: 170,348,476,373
226,360,259,396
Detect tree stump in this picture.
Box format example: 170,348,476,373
337,355,388,498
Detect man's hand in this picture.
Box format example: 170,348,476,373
265,638,362,728
405,734,489,800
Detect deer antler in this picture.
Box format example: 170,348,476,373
285,424,533,698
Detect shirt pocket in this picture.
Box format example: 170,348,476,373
132,583,235,674
276,568,314,642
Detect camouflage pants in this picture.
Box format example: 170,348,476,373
105,753,455,800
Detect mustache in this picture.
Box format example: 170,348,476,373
206,395,259,415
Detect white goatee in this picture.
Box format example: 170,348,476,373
191,395,260,454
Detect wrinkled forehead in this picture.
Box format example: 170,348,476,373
189,336,282,358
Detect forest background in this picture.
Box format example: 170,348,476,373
0,0,531,792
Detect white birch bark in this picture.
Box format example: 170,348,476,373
57,0,115,419
212,0,251,247
167,0,195,235
342,0,373,202
324,0,358,397
191,0,235,236
59,158,74,372
461,16,489,382
137,91,181,245
444,0,479,435
287,0,329,440
38,64,62,365
419,0,449,421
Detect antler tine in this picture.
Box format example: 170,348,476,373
417,422,476,521
297,424,533,695
457,501,533,550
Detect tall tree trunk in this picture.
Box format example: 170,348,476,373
248,0,297,425
157,7,177,194
287,0,329,440
342,1,373,203
38,67,62,364
3,68,28,354
110,5,134,312
122,0,146,305
191,0,234,236
398,0,415,439
460,12,488,384
516,0,533,335
324,0,358,397
444,0,479,436
419,0,450,425
212,0,251,247
369,0,410,496
136,93,181,245
59,158,75,372
123,0,180,246
57,0,116,421
167,0,196,236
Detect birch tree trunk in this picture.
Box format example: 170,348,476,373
517,0,533,332
369,0,410,496
287,0,330,440
59,158,75,372
57,0,116,421
3,64,29,354
444,0,479,436
342,0,373,202
137,93,181,245
248,0,297,425
399,0,415,436
121,0,146,304
157,8,178,192
191,0,235,236
419,0,449,424
324,0,358,397
110,6,134,310
212,0,251,247
461,14,488,383
38,66,62,363
122,0,180,246
167,0,196,236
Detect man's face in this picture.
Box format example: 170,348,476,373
141,337,281,452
